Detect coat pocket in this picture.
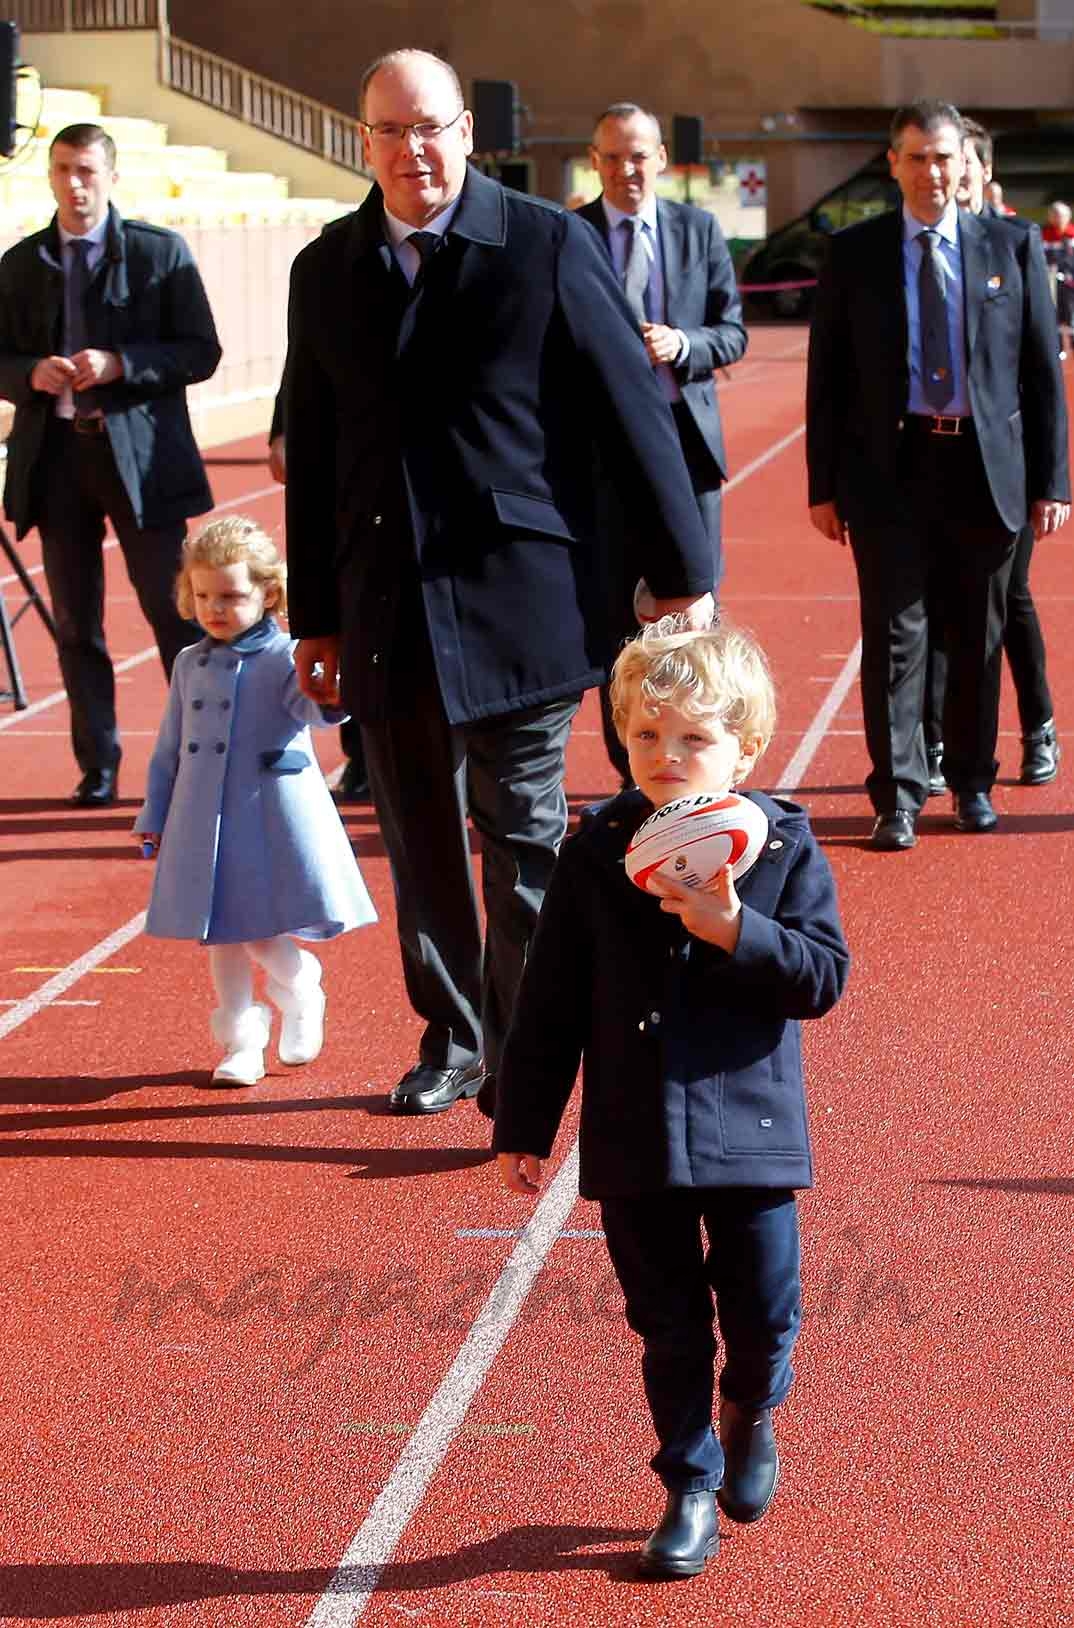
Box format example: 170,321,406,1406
719,1062,808,1155
489,489,578,543
260,749,311,774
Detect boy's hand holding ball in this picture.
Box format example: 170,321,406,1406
649,864,742,951
497,1152,543,1194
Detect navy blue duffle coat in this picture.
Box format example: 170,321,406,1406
493,789,850,1198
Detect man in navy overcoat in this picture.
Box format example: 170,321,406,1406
283,50,715,1117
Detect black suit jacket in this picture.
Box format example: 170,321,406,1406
575,195,746,482
0,204,221,536
283,166,713,725
807,207,1069,535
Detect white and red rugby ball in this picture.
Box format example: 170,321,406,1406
625,792,769,896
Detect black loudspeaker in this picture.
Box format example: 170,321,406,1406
496,159,532,194
672,113,703,168
472,79,517,154
0,21,19,159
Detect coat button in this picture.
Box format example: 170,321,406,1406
220,699,231,710
373,514,382,526
372,653,379,664
188,742,199,753
215,742,226,753
192,699,203,710
649,1010,662,1025
769,839,784,851
197,656,208,667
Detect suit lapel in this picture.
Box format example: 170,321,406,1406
657,200,683,322
959,208,987,358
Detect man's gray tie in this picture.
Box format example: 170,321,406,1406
918,228,954,412
65,239,95,415
621,217,650,324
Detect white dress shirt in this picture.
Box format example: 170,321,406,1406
384,197,462,286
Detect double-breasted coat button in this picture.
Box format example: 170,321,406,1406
220,699,231,710
197,655,208,667
769,839,784,851
192,699,203,710
649,1010,662,1024
215,742,226,753
188,742,199,753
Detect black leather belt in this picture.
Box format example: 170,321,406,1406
903,414,974,437
71,416,107,437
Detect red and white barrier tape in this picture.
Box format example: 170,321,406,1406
738,277,818,293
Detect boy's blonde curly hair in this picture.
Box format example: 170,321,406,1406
175,516,287,621
609,618,777,755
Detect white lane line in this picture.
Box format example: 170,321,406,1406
303,1145,582,1627
0,998,100,1006
772,641,862,797
0,912,145,1042
722,422,804,494
303,445,847,1628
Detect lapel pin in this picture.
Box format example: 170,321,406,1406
987,274,1002,289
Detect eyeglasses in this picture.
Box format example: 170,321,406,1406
361,108,466,146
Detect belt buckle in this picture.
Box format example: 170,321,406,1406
73,415,104,437
932,415,961,436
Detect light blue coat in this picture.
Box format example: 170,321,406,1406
134,618,377,944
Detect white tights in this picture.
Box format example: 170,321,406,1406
209,936,305,1016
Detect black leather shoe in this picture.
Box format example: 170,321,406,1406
388,1060,484,1115
870,811,917,851
334,758,371,803
717,1400,780,1524
1020,719,1060,786
953,791,998,833
926,743,947,797
474,1074,497,1121
638,1490,719,1579
71,768,118,806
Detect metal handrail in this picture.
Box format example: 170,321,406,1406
6,0,370,175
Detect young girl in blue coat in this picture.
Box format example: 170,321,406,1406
134,517,376,1086
494,620,849,1581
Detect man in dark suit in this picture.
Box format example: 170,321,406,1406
283,49,714,1116
576,102,746,783
807,99,1069,850
0,123,221,805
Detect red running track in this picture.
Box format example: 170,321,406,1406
1,327,1072,1627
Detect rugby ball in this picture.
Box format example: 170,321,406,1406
625,792,769,896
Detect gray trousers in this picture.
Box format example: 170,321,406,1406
362,677,579,1076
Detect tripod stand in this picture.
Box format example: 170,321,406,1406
0,519,56,710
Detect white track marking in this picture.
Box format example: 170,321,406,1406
0,912,145,1042
722,422,804,493
302,422,848,1627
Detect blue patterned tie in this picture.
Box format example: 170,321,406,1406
918,228,954,411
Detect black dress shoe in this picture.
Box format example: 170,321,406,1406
334,758,371,803
926,743,947,797
388,1060,484,1115
1020,719,1060,786
953,790,998,833
71,768,118,806
638,1489,719,1579
474,1074,497,1121
870,811,917,851
717,1400,780,1524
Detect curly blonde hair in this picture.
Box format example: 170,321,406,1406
609,617,776,756
175,516,287,621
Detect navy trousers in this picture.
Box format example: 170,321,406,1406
600,1187,801,1493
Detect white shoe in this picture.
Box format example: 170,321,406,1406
210,1002,271,1086
268,951,326,1065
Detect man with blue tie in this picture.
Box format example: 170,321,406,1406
807,99,1070,848
576,104,746,784
0,124,220,805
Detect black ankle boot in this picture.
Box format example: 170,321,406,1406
638,1489,718,1579
1020,719,1060,786
716,1400,780,1524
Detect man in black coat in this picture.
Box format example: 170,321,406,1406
283,49,714,1116
807,99,1069,849
0,123,221,804
576,102,746,784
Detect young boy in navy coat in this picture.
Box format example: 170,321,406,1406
494,620,849,1580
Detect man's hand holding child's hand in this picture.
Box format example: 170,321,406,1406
649,865,742,952
497,1153,543,1194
